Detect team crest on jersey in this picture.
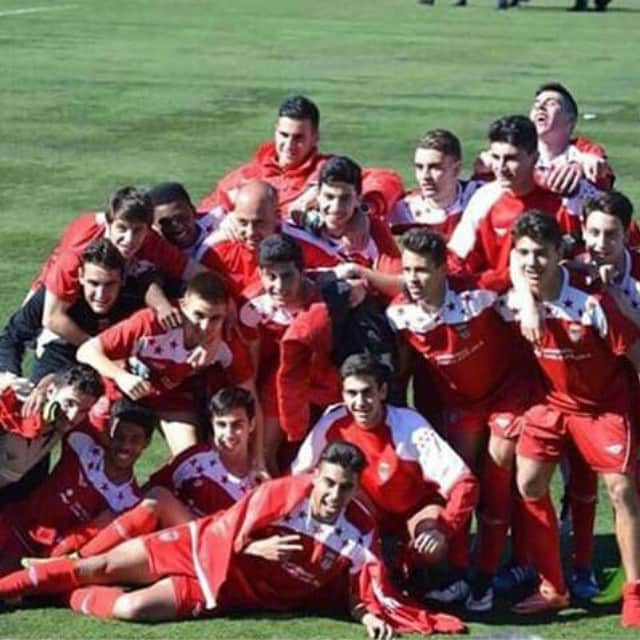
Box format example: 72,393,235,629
319,548,338,570
567,323,584,343
378,461,392,483
157,530,180,542
453,322,470,339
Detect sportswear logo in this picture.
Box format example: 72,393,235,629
605,443,624,455
378,461,391,483
567,323,584,343
494,227,509,237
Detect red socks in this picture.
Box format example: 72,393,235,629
622,581,640,627
522,493,566,594
70,586,124,618
79,503,158,558
567,450,598,569
0,558,79,600
476,456,512,574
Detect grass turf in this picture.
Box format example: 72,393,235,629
1,0,639,636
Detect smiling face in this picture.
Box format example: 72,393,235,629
342,374,386,429
259,261,304,308
153,200,198,250
105,420,151,472
233,191,278,251
310,461,359,524
211,406,254,456
180,292,227,346
274,116,318,169
78,263,123,315
583,210,626,268
401,248,446,304
106,218,148,260
414,147,460,200
318,180,359,237
489,141,537,194
512,235,561,298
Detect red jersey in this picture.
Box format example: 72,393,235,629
291,404,477,537
276,302,342,441
448,182,581,291
497,267,640,413
145,443,255,517
33,212,188,301
282,217,401,274
184,474,463,634
98,308,253,409
3,428,139,553
207,239,260,298
386,279,530,409
387,179,482,239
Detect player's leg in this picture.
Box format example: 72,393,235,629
79,487,193,557
159,410,200,455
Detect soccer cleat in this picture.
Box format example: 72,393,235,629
621,582,640,627
465,580,494,613
593,566,625,604
492,564,537,593
569,567,599,600
512,581,570,614
424,579,469,604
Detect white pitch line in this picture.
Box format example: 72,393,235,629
0,5,77,18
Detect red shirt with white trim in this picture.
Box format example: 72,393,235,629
496,266,640,413
3,427,139,552
291,404,477,536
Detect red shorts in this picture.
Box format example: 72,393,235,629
443,375,534,441
142,523,207,619
517,403,635,474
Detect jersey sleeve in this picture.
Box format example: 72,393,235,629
598,293,640,356
44,251,83,303
98,309,157,360
224,335,255,384
361,168,404,220
138,230,189,281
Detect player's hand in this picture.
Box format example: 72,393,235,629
361,613,395,640
116,371,153,401
334,261,363,281
472,150,493,178
413,528,447,556
288,185,319,223
343,208,370,252
155,302,182,330
598,263,619,286
519,294,545,344
21,373,54,418
582,154,608,185
542,162,583,196
243,534,303,561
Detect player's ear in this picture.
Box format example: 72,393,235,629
452,158,462,178
380,381,388,402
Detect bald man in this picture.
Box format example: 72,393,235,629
206,179,280,297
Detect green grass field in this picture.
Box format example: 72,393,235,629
1,0,640,636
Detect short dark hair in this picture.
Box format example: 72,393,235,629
105,186,153,226
416,129,462,161
512,210,563,249
488,115,538,155
54,363,104,399
185,271,228,305
81,238,126,276
582,191,634,231
258,234,303,271
319,156,362,195
318,440,366,475
149,182,194,208
278,94,320,131
535,82,578,122
109,397,157,439
340,353,388,386
209,386,256,421
400,228,447,266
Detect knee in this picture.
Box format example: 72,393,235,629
517,472,547,500
606,477,639,514
112,593,147,621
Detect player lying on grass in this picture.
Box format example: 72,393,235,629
0,239,135,384
76,271,257,456
51,386,260,559
499,211,640,626
0,364,103,505
386,129,481,239
386,228,540,611
0,441,465,637
197,94,403,222
291,354,478,604
0,397,154,576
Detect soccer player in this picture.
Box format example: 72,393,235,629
499,211,640,626
291,354,478,598
36,186,199,350
0,441,465,637
386,228,540,610
239,234,319,471
0,397,154,575
56,386,260,559
386,129,481,239
76,271,255,455
449,114,581,291
197,94,403,221
0,239,135,383
0,364,103,505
